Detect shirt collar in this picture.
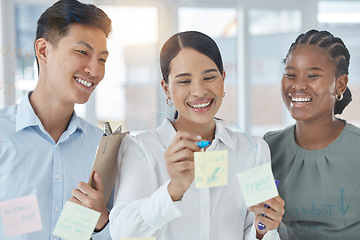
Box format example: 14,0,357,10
155,118,234,150
214,119,235,150
154,118,177,150
16,92,41,132
15,91,85,138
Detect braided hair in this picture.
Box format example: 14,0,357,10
284,29,352,114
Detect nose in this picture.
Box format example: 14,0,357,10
292,75,307,90
84,57,99,78
191,80,207,97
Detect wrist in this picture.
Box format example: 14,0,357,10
94,210,109,232
167,181,184,201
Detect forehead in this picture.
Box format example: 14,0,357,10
169,48,218,74
286,44,334,67
57,24,107,51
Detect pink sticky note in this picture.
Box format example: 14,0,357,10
0,194,43,237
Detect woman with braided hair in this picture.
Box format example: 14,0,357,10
264,29,359,239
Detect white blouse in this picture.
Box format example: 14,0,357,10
109,118,279,240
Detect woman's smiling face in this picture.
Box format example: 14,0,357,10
162,47,225,125
282,44,339,122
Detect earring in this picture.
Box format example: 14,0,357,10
166,98,173,106
336,92,343,101
223,92,226,98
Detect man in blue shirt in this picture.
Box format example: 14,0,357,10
0,0,112,239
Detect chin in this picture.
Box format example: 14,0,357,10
75,96,91,105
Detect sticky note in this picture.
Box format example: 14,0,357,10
237,163,278,207
194,150,228,188
53,201,101,240
0,194,42,237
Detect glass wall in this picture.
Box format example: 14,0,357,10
2,0,360,135
318,1,360,126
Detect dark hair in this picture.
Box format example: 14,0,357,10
284,29,352,114
160,31,224,119
35,0,112,71
160,31,224,83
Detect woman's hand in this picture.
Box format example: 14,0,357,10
249,195,285,239
165,131,201,201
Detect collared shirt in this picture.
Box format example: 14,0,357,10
0,92,111,240
109,118,279,240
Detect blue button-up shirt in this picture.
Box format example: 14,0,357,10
0,92,111,239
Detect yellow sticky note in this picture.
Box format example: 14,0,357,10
53,201,101,240
194,150,228,188
237,163,278,207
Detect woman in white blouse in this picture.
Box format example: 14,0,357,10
109,31,284,240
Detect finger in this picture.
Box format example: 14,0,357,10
71,188,88,203
251,205,283,226
166,148,194,164
167,160,194,177
77,181,96,196
261,198,285,215
168,131,201,149
93,172,104,193
170,138,201,154
255,215,278,231
69,196,82,205
177,130,202,141
273,195,285,207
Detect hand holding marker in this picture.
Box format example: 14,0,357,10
196,140,212,151
257,179,280,231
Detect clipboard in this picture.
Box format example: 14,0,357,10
88,124,129,207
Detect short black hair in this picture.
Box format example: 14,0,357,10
35,0,112,70
284,29,352,114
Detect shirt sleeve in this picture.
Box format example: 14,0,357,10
243,138,281,240
109,134,181,239
92,223,111,240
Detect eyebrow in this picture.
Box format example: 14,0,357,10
76,41,109,55
202,69,218,74
174,68,219,78
285,66,324,72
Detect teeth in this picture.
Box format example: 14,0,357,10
291,97,311,102
189,101,211,108
75,77,92,87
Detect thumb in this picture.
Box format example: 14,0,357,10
93,171,104,193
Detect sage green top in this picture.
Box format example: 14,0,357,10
264,122,360,240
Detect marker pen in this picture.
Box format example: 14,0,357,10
258,179,280,231
196,140,211,151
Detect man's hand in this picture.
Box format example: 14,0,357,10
70,171,109,231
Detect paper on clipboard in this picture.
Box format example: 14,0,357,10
88,123,129,207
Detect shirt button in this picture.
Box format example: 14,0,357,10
55,174,61,180
54,206,60,212
53,238,58,240
55,144,59,149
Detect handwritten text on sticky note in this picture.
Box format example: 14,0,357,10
0,194,43,237
194,150,228,188
53,201,101,240
237,163,278,207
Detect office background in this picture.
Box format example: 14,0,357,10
1,0,360,136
